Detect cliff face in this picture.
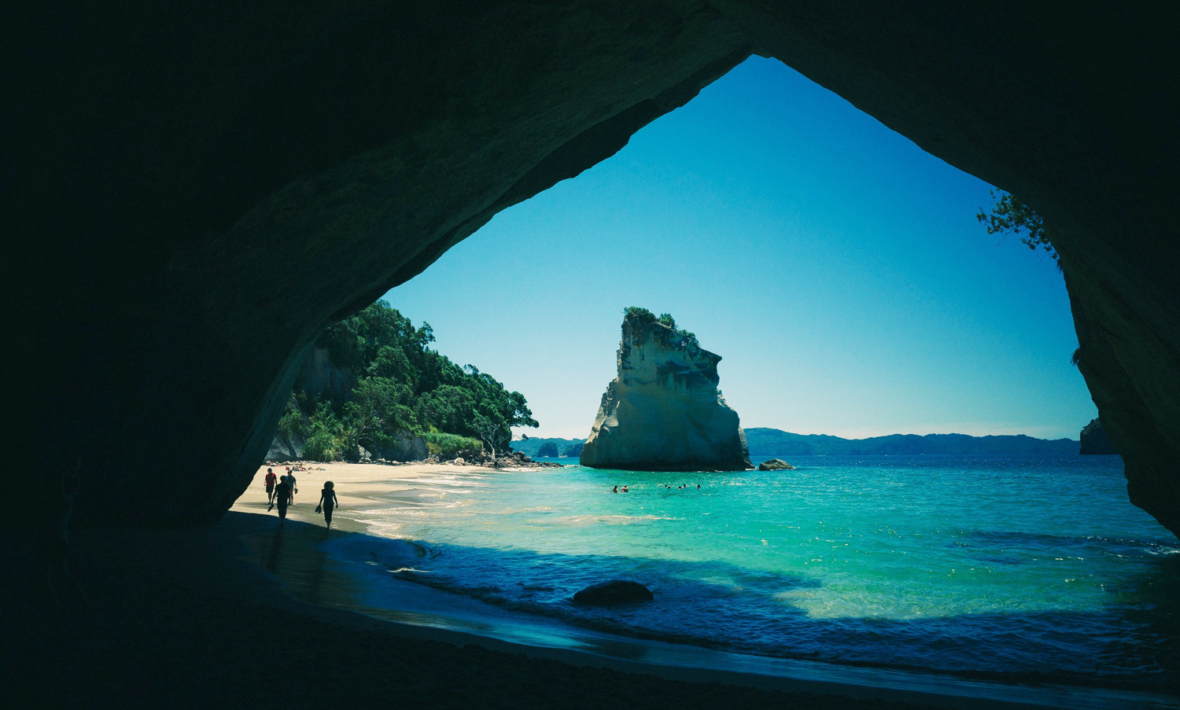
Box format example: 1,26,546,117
581,314,751,471
1080,418,1120,456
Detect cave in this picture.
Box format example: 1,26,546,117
8,3,1180,537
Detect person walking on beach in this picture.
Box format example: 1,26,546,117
286,472,297,505
316,481,340,530
273,476,292,525
264,468,277,504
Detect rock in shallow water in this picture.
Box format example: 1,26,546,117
758,458,795,471
573,580,654,606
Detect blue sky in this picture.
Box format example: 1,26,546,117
384,57,1094,441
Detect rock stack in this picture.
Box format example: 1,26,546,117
581,310,751,471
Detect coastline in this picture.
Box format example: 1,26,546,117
6,462,1174,709
230,462,1176,709
0,508,952,710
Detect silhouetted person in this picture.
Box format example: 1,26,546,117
41,457,89,612
286,472,297,505
317,481,339,530
273,477,292,525
264,467,277,504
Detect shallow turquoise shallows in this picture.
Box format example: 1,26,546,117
330,456,1180,689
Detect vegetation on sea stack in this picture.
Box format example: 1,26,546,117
280,302,536,460
624,306,699,347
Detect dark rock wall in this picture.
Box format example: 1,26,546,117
1080,419,1121,457
6,3,1180,533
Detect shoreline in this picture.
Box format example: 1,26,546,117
0,510,959,710
6,495,1175,710
231,463,1176,709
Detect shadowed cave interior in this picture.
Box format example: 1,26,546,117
7,2,1180,540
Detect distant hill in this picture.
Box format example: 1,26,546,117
745,428,1079,457
512,437,586,458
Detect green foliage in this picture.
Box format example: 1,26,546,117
302,403,346,461
276,393,306,438
627,306,699,348
291,301,537,459
424,432,482,459
977,190,1058,265
624,306,656,322
536,441,559,457
471,412,511,458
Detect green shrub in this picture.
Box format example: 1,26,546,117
276,393,306,438
425,432,482,459
303,430,342,461
624,306,656,322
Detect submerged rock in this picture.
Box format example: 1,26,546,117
580,310,752,472
573,580,654,606
758,458,795,471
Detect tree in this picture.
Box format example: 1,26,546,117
341,377,417,458
536,441,559,457
288,301,538,457
977,190,1058,265
471,413,510,460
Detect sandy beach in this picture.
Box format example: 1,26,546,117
232,461,502,532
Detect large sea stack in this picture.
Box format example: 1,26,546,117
581,310,752,471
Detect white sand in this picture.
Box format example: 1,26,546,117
230,461,499,531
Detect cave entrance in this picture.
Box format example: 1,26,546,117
247,62,1178,686
382,56,1093,446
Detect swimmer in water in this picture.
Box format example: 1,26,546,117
622,485,629,493
611,485,619,493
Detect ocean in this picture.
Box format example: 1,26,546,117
306,455,1179,698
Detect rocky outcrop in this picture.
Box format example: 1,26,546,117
8,5,1180,535
1080,418,1120,456
758,459,795,471
573,580,654,606
580,312,751,472
375,433,429,463
267,430,305,461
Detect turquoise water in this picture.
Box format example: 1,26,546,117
330,456,1180,690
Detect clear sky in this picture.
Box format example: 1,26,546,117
383,57,1095,442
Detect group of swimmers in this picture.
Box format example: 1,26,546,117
610,483,701,493
263,466,340,529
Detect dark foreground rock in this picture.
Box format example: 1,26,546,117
573,580,654,606
758,459,795,471
1080,418,1121,456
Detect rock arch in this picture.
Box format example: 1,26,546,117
7,3,1180,534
